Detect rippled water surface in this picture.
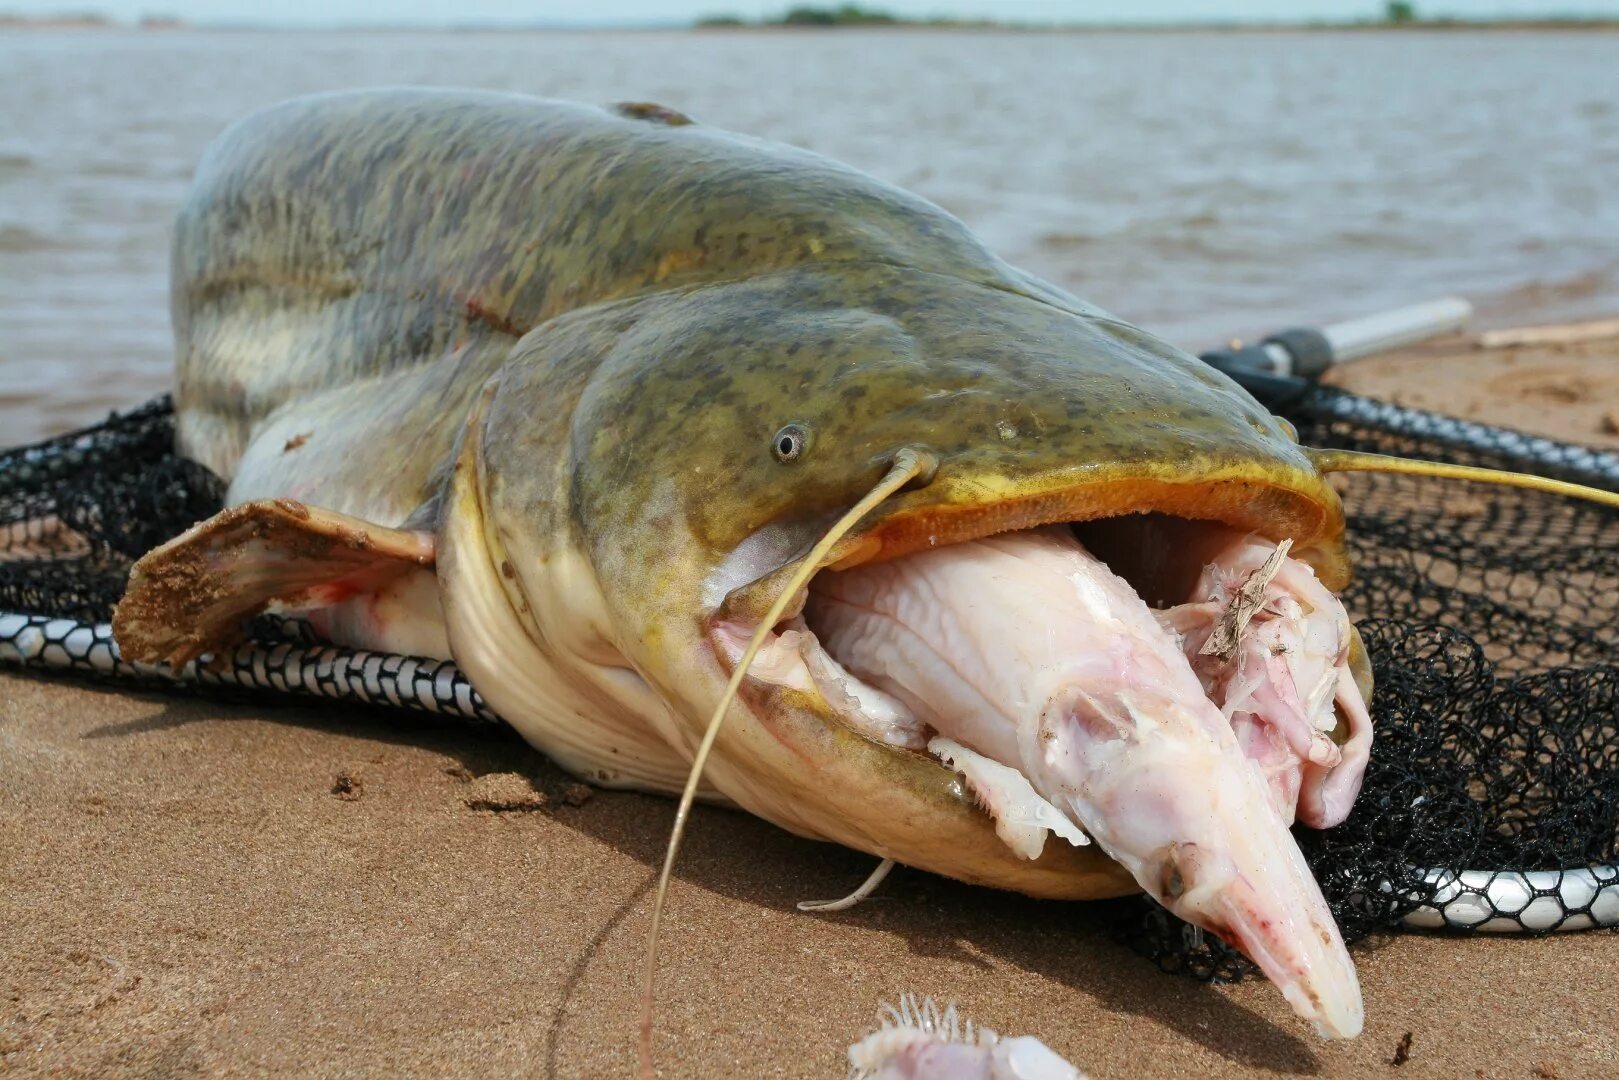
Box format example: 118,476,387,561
2,28,1616,441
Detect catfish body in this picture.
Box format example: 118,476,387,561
128,89,1370,1034
174,88,1083,522
165,88,1204,889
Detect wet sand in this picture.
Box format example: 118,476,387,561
4,327,1619,1078
5,674,1617,1079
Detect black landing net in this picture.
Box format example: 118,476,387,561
2,392,1615,976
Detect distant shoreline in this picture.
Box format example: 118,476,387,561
692,19,1619,34
3,14,1618,34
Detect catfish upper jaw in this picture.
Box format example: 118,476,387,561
711,458,1351,638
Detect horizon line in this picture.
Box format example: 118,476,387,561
7,12,1619,32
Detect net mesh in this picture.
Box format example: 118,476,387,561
1119,384,1619,978
3,391,1617,978
0,397,500,726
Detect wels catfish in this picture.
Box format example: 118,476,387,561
111,89,1619,1050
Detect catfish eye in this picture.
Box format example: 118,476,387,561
771,423,809,464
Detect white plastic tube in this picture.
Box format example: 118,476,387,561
1321,297,1473,363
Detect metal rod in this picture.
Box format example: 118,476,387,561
1198,297,1473,380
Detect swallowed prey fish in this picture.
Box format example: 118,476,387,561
808,527,1364,1036
109,88,1617,1049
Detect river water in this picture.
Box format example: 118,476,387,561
2,27,1616,442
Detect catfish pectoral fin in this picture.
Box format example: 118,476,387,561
113,498,436,668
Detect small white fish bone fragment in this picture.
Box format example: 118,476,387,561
847,993,1089,1079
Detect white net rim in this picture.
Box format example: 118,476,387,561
5,608,1614,935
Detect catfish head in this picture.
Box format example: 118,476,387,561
450,262,1367,1038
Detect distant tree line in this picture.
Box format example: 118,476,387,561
694,2,1619,32
696,5,996,29
777,5,897,25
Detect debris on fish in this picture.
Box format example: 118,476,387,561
1156,533,1373,828
1196,538,1291,664
847,994,1088,1080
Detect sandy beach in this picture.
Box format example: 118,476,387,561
3,329,1618,1078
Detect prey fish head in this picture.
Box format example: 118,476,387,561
1060,690,1364,1038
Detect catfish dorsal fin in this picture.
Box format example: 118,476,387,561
113,498,436,668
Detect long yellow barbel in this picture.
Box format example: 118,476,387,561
637,447,936,1078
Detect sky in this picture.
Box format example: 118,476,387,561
13,0,1619,28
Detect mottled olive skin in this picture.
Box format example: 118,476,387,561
172,89,1349,897
563,265,1340,574
180,88,1078,514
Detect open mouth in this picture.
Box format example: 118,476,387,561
709,510,1372,1038
714,513,1372,836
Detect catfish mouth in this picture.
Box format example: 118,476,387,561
712,512,1265,761
707,504,1372,1039
705,498,1366,841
